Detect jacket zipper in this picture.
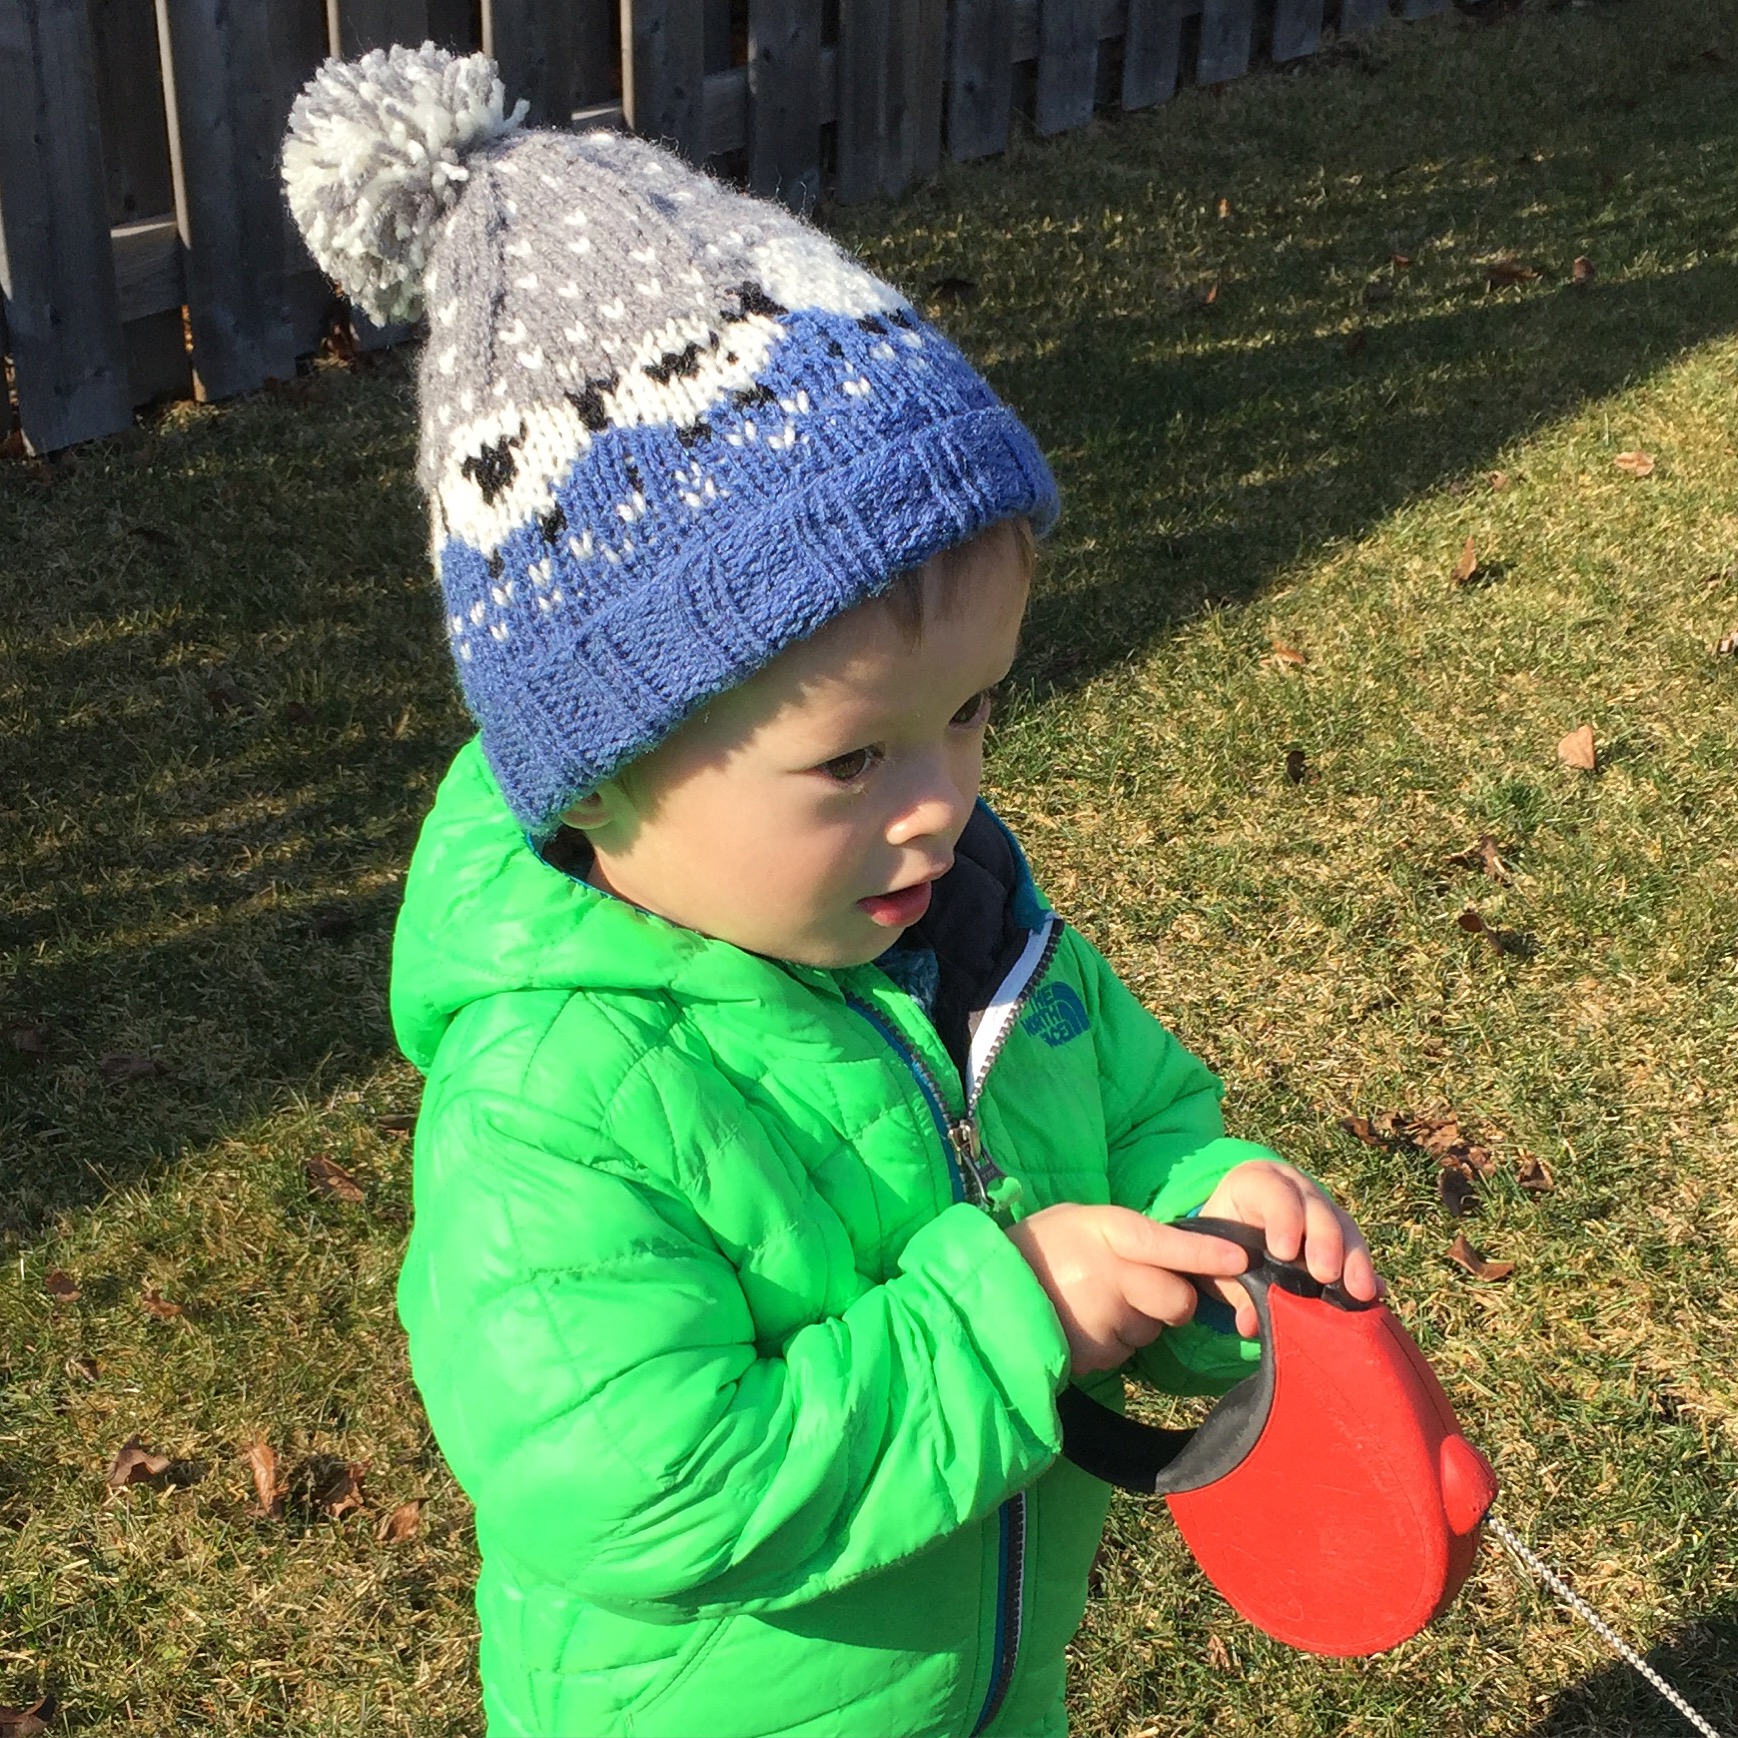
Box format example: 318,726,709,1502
846,913,1064,1738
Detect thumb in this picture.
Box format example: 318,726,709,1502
1101,1211,1253,1278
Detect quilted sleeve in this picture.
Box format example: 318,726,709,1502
397,1080,1070,1618
1063,931,1269,1395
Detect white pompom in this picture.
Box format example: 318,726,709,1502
283,42,527,324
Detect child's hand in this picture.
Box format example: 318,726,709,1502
1006,1205,1254,1375
1195,1159,1382,1337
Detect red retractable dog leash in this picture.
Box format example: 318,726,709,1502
1058,1218,1726,1732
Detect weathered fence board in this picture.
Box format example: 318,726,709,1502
1121,0,1185,109
89,0,188,406
485,0,615,123
623,0,707,155
1196,0,1254,83
1271,0,1324,62
1034,0,1100,136
333,0,429,58
835,0,944,204
155,0,300,400
948,0,1015,161
0,0,133,451
747,0,821,209
424,0,479,50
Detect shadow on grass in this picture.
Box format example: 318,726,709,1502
1016,255,1738,694
1519,1597,1737,1736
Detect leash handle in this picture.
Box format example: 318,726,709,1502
1056,1216,1374,1496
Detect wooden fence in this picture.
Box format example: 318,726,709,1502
0,0,1447,455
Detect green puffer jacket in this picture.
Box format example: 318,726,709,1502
392,741,1270,1738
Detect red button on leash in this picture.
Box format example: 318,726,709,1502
1058,1217,1498,1658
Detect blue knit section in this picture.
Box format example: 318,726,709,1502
438,305,1058,836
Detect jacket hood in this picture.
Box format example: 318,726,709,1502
391,739,784,1070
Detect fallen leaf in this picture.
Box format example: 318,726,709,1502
245,1442,285,1520
1392,1111,1503,1178
98,1052,162,1083
1446,1232,1515,1280
1456,908,1488,936
1514,1151,1554,1194
306,1154,365,1203
107,1435,171,1490
1486,258,1540,288
1446,833,1512,882
9,1026,49,1061
1415,1114,1464,1156
1201,281,1220,307
1340,1115,1395,1150
1613,450,1655,477
1452,534,1480,586
1216,196,1232,219
1390,252,1412,269
140,1284,183,1320
1571,254,1597,286
376,1112,417,1136
1489,470,1511,491
1284,747,1309,784
320,304,363,370
44,1270,80,1302
1716,630,1738,656
1204,1631,1233,1671
0,1695,56,1737
1269,640,1307,669
1438,1169,1479,1218
1557,724,1598,771
313,1460,368,1520
377,1498,425,1543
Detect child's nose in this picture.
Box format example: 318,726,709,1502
885,756,973,849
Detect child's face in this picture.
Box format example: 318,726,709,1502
570,525,1030,966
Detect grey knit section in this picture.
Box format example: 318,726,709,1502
417,127,903,560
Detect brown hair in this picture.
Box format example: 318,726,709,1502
877,516,1036,645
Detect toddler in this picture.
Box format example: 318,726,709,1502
285,45,1378,1738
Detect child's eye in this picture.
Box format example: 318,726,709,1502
950,686,1000,727
819,746,882,783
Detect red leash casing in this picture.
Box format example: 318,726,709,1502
1059,1219,1497,1657
1166,1278,1496,1655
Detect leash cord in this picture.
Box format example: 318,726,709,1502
1485,1513,1726,1738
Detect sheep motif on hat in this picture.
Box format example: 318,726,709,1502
284,42,1058,836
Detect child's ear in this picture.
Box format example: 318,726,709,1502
561,782,626,833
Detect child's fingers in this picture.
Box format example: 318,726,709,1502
1103,1211,1252,1280
1297,1186,1350,1284
1117,1259,1206,1331
1336,1221,1382,1301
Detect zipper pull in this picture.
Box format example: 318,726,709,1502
950,1116,1025,1227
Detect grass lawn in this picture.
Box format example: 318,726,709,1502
4,0,1738,1730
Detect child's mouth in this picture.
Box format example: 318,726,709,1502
858,882,933,927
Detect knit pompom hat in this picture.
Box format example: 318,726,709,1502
284,43,1058,837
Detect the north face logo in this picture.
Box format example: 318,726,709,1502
1022,983,1090,1047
